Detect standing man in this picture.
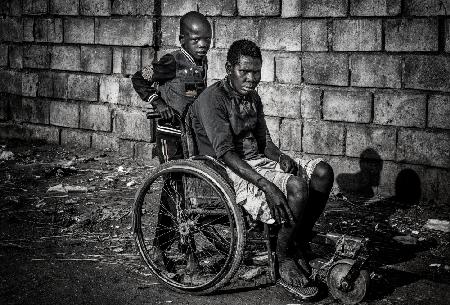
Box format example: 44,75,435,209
190,39,334,299
132,11,212,262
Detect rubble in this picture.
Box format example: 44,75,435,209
423,219,450,233
0,150,14,160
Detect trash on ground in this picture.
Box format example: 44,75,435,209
0,150,14,160
47,184,67,193
240,267,264,281
126,180,136,187
65,185,88,193
423,219,450,233
393,235,418,245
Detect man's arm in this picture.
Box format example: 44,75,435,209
131,54,176,119
222,151,294,224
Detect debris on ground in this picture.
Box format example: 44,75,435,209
47,184,68,193
424,219,450,233
240,267,264,280
0,150,14,160
393,235,418,245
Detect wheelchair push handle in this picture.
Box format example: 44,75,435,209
146,111,161,119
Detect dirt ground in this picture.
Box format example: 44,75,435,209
1,139,449,305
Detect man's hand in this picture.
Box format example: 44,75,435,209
259,178,295,225
153,98,174,120
279,154,298,175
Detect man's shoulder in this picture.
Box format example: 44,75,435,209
198,80,227,102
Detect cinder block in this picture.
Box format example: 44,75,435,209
135,142,156,161
80,103,111,131
0,0,22,16
21,98,50,124
81,46,112,74
265,116,280,147
34,18,63,43
428,95,450,129
112,0,154,15
52,73,70,99
397,129,450,168
301,85,321,119
281,0,302,17
0,70,21,95
385,19,438,52
9,94,24,122
23,0,47,14
237,0,280,16
257,83,301,118
214,18,259,49
0,95,10,120
9,45,22,69
160,17,180,47
118,77,146,107
100,75,120,103
161,0,196,16
92,133,119,151
122,47,141,75
37,72,54,97
23,18,34,42
280,118,302,151
114,108,153,141
446,19,450,52
259,19,302,51
112,47,123,74
350,54,402,88
333,19,382,51
405,0,450,16
50,101,79,128
374,91,426,128
0,17,22,42
302,53,348,86
118,139,135,156
346,125,396,159
27,124,59,143
64,18,95,44
275,53,302,84
141,48,155,69
198,0,236,16
261,51,275,82
51,45,81,71
323,89,372,123
207,48,227,80
67,74,99,101
61,128,91,147
95,17,153,46
302,19,328,51
0,45,7,66
50,0,78,15
23,45,50,69
404,55,450,92
303,0,347,17
303,120,345,155
350,0,401,16
22,72,39,97
80,0,111,16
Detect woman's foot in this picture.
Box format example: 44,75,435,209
278,258,310,287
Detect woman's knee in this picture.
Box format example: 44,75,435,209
311,161,334,191
286,176,308,204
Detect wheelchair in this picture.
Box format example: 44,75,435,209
132,109,371,304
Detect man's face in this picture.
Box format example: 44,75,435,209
227,55,262,95
180,22,212,60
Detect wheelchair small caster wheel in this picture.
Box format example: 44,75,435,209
326,259,370,304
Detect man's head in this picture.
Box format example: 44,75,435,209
179,11,212,60
226,39,262,96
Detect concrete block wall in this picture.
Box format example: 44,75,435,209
0,0,449,204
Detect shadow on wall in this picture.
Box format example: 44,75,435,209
336,148,422,204
336,148,383,199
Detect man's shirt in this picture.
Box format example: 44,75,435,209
191,78,273,160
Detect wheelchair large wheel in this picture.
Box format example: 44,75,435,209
133,159,246,294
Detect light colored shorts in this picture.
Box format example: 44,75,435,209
226,157,324,224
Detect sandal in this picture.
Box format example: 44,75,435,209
277,278,319,300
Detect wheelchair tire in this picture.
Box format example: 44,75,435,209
133,159,246,294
